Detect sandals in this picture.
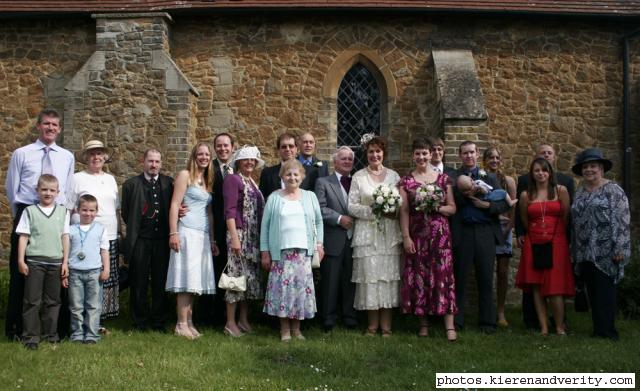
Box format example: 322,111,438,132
280,329,291,342
223,326,244,338
446,328,457,342
364,328,377,337
381,329,392,338
174,322,196,340
291,330,306,340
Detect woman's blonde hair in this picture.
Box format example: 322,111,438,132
279,159,306,182
187,142,214,192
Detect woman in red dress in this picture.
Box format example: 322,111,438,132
516,157,574,336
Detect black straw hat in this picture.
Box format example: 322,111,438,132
571,148,612,176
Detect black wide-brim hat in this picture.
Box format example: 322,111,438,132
571,148,612,176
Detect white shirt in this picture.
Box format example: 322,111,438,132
334,172,353,239
66,170,120,240
16,205,70,235
5,140,75,216
280,199,308,249
433,162,444,174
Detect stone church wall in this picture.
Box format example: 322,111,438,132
0,12,638,253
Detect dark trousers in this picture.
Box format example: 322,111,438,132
22,263,62,344
196,242,227,326
320,238,357,327
5,203,28,340
129,237,170,329
453,223,497,329
582,262,619,340
521,292,538,329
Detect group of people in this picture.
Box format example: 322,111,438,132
4,108,631,349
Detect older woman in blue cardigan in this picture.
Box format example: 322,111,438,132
260,159,324,341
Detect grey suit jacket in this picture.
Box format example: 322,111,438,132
315,173,350,257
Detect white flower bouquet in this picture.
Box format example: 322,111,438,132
371,184,401,230
414,183,444,215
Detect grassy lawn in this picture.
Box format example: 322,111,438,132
0,270,638,390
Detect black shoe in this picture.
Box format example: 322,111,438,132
323,324,334,333
24,342,38,350
151,325,167,333
84,340,97,345
480,326,497,335
343,320,358,330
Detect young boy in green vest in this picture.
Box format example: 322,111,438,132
16,174,70,350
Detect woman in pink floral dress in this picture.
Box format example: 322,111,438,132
399,138,458,341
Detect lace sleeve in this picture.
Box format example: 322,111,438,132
348,174,374,220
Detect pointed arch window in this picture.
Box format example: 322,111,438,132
337,63,381,171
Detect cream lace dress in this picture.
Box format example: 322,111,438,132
348,168,402,310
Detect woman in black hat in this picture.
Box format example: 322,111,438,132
571,148,631,340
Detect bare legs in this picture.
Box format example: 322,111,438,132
366,309,393,336
279,317,303,341
175,293,196,339
532,286,565,335
496,255,510,326
225,301,251,337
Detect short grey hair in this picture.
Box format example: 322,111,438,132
332,146,355,161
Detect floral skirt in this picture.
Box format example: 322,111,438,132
101,239,119,320
224,230,263,303
263,248,316,320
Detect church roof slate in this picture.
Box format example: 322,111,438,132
1,0,639,17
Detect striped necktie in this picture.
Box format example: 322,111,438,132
41,146,53,175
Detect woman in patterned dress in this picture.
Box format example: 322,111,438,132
399,138,457,341
348,135,402,337
66,140,120,334
260,159,323,341
571,148,630,340
166,142,219,339
222,145,265,337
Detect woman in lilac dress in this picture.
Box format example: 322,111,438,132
222,145,265,337
399,138,457,341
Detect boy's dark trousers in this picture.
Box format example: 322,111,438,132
22,262,62,344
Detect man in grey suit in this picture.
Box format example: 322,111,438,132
315,146,358,332
449,141,510,333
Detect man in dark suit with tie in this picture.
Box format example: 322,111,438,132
121,149,174,331
449,141,510,333
515,143,576,329
259,132,328,200
205,132,236,325
315,146,358,332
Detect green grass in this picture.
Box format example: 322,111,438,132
0,266,638,390
1,309,639,390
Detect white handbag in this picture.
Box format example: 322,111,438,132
218,261,247,292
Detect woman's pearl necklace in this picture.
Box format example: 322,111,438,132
367,166,385,176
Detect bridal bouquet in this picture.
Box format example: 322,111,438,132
414,183,444,215
371,184,401,230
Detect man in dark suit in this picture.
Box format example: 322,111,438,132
297,132,329,191
121,149,174,331
206,132,236,325
315,146,358,332
259,132,328,199
449,141,510,333
515,143,575,329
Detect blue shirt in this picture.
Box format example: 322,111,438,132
5,139,75,216
460,167,492,224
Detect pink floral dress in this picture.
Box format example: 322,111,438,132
399,173,457,316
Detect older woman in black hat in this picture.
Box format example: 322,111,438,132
571,148,630,340
66,140,120,331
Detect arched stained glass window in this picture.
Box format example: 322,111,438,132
337,63,381,171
